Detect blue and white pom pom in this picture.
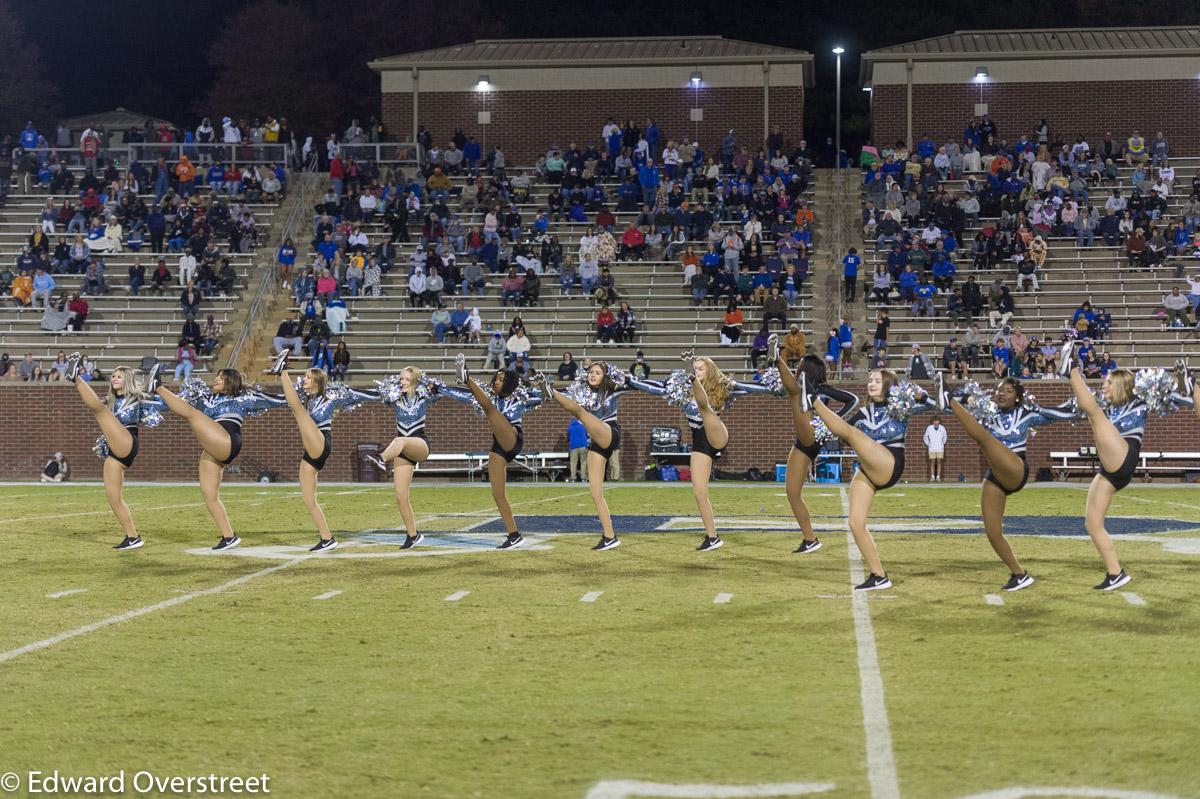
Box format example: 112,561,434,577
1134,367,1177,416
93,435,110,460
138,405,164,428
374,375,406,405
960,381,999,427
179,377,211,408
564,374,600,410
326,382,364,415
415,377,444,401
886,381,921,421
664,370,694,410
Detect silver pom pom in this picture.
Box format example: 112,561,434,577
1134,367,1178,416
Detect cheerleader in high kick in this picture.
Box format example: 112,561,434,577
626,351,783,551
1177,360,1199,416
533,362,633,550
770,338,859,554
938,373,1078,591
147,363,287,550
445,354,544,550
1063,346,1193,589
271,351,377,552
67,353,164,550
363,366,450,549
809,369,935,590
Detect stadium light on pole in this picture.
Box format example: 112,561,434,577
833,46,844,306
477,76,490,152
477,75,490,87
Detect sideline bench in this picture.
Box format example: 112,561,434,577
412,450,570,482
1049,450,1200,482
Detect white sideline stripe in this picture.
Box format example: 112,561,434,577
312,590,343,600
580,591,603,603
1122,592,1147,606
0,558,308,665
984,594,1005,606
0,495,301,526
840,487,901,799
583,780,836,799
46,589,88,599
444,590,470,601
817,594,899,599
713,593,734,604
955,786,1187,799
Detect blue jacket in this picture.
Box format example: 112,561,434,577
637,165,660,189
206,165,226,183
915,284,936,300
838,323,853,345
463,140,482,161
568,418,589,449
20,128,39,149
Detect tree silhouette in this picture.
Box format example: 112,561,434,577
0,0,60,136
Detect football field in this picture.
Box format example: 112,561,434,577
1,481,1198,799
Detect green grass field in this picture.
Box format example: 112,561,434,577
1,481,1198,799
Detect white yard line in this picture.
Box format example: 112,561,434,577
443,590,471,601
580,591,603,603
46,589,88,599
0,557,309,665
840,486,901,799
713,593,734,604
0,494,301,526
984,594,1005,606
584,780,836,799
312,590,343,600
1121,592,1147,606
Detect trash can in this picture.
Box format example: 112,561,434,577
775,462,787,482
357,443,383,483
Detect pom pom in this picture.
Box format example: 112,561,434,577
179,377,211,408
564,374,601,410
138,406,163,428
325,382,364,416
414,377,444,401
960,381,1000,427
374,375,406,406
93,435,109,460
664,370,694,410
811,415,834,445
1134,367,1178,416
759,367,783,394
886,381,920,421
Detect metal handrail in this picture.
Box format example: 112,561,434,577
224,159,319,371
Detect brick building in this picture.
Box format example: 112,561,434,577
370,36,813,166
861,27,1200,153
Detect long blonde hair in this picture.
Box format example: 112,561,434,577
1108,368,1134,406
402,366,425,398
697,357,731,409
107,366,148,406
305,368,328,396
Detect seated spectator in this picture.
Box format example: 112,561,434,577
912,275,936,317
430,303,451,344
1098,351,1117,377
408,266,427,308
762,286,788,330
201,314,221,355
871,265,891,304
501,267,523,307
181,315,201,349
1126,227,1148,270
40,452,68,483
946,287,971,326
425,266,445,306
274,317,303,355
1094,306,1112,340
989,287,1014,330
484,332,506,370
520,268,540,307
619,223,645,261
991,339,1010,377
596,304,616,343
720,301,743,346
68,293,89,330
594,267,618,306
750,326,771,369
1081,350,1102,378
690,269,709,306
1165,286,1191,326
449,301,471,341
506,326,531,372
942,337,967,378
180,281,202,317
305,316,331,355
783,324,806,365
1073,301,1097,338
173,338,197,381
615,302,636,343
736,266,755,305
557,351,578,382
329,340,350,380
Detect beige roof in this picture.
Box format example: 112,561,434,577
372,36,812,82
61,107,175,131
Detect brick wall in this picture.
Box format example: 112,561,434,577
7,383,1197,484
871,80,1200,153
383,86,805,167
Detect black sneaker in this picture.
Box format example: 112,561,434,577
766,333,780,365
146,362,163,393
793,538,822,554
498,532,526,550
696,535,723,551
455,352,469,385
399,532,425,550
66,351,82,382
310,537,338,553
592,535,620,551
1002,571,1034,592
365,454,387,472
1093,570,1131,591
854,573,892,591
212,535,241,551
113,535,143,550
269,350,290,375
935,371,949,411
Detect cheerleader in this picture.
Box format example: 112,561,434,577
770,341,859,554
271,351,377,552
1177,360,1199,416
1064,346,1192,589
147,363,287,550
66,353,164,550
939,374,1078,590
363,366,448,549
446,354,543,549
626,351,783,551
533,362,633,550
809,369,935,590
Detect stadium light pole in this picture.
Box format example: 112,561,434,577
833,46,844,305
477,75,490,153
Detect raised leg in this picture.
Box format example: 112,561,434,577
847,471,885,576
1083,473,1122,574
587,451,616,539
1069,368,1130,473
690,378,730,450
547,391,613,449
785,448,816,541
949,398,1027,489
392,461,418,536
980,480,1024,573
299,461,332,541
75,376,134,459
380,436,430,464
467,376,518,452
775,357,815,446
487,453,517,534
198,453,235,539
813,399,897,488
157,386,233,462
690,451,716,538
280,370,327,458
103,457,137,538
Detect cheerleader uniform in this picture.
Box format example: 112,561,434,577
795,384,859,461
628,372,783,458
376,379,446,465
99,394,166,468
192,390,289,465
1095,399,1157,491
565,374,636,461
301,386,380,470
978,402,1080,494
439,384,545,463
845,395,936,490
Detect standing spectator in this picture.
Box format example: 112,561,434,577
872,309,890,355
824,327,840,367
838,316,854,370
842,247,861,302
568,417,589,482
923,417,947,482
906,343,935,379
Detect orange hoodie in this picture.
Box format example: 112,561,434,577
175,157,195,181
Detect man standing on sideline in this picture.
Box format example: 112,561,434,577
568,418,589,483
923,416,948,482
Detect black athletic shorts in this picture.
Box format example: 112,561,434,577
587,420,621,461
691,424,724,459
219,420,243,466
794,436,822,462
302,431,333,471
397,430,430,465
863,445,905,491
108,426,139,469
491,425,524,463
1099,438,1140,492
984,451,1029,496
